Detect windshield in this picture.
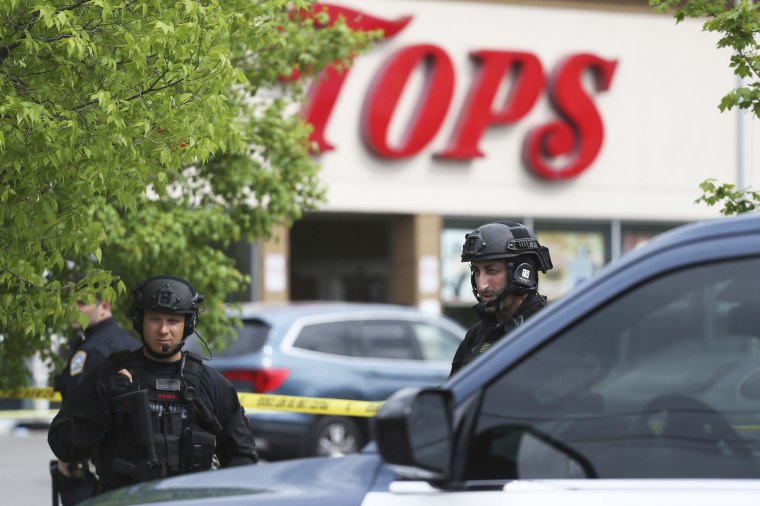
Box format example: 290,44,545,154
217,319,271,356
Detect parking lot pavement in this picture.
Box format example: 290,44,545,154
0,427,56,505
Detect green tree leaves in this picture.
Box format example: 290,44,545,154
694,178,760,215
651,0,760,215
651,0,760,114
1,1,375,387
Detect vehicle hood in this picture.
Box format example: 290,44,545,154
83,452,384,506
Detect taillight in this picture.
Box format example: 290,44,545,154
222,369,289,393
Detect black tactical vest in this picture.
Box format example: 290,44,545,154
107,350,220,483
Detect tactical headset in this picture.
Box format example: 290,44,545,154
130,276,204,339
506,261,538,295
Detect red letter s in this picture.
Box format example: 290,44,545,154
523,54,617,180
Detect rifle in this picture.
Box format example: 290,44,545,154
184,386,223,436
112,389,167,481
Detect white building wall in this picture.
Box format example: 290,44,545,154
312,0,759,221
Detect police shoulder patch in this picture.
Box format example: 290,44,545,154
70,350,87,376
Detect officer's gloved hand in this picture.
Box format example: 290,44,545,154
68,369,132,425
109,371,132,398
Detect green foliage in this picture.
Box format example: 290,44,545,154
0,1,376,387
694,178,760,215
651,0,760,114
650,0,760,215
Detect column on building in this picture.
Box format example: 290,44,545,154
257,224,290,302
391,214,443,314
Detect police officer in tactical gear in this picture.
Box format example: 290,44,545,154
449,221,553,376
48,275,258,495
52,292,136,505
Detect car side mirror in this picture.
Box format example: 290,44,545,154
373,387,453,481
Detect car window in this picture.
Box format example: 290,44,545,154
356,320,420,360
293,321,357,357
218,319,270,356
412,322,462,361
464,256,760,480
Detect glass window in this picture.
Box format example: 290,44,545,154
218,319,270,356
464,257,760,480
293,322,356,357
412,322,462,362
535,227,607,301
357,320,418,360
441,227,478,305
621,223,681,256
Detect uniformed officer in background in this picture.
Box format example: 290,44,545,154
51,288,137,505
48,275,258,496
450,221,553,376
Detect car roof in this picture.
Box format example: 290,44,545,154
605,212,759,292
228,301,449,321
223,301,468,340
612,211,760,268
549,212,760,312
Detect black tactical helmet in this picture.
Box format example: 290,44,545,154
462,221,553,301
461,221,553,272
130,276,204,338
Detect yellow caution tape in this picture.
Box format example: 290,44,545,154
0,388,383,418
5,389,760,428
238,392,382,417
0,409,58,420
0,387,61,402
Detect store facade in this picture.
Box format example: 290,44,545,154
238,0,759,325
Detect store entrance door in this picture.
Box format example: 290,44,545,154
290,214,392,302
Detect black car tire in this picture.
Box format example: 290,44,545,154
306,416,365,458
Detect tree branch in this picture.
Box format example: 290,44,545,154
0,265,73,293
59,1,87,12
0,41,23,64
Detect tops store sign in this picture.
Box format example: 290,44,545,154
302,3,618,181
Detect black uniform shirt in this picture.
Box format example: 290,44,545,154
450,291,549,377
48,348,258,491
54,317,136,402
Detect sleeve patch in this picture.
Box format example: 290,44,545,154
70,350,87,376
